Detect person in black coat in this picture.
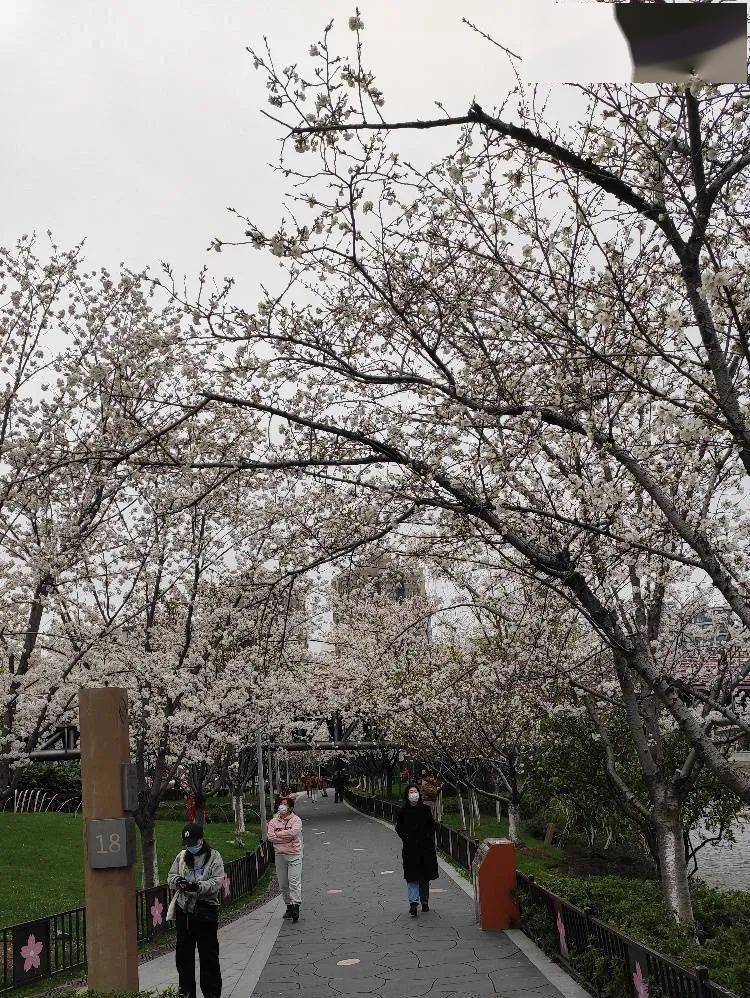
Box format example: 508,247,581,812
394,783,439,916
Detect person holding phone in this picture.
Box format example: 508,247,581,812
167,822,225,998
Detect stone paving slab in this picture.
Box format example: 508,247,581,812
138,793,587,997
249,793,569,998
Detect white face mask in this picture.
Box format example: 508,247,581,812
408,792,420,804
278,804,290,815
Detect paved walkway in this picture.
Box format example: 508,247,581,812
140,794,588,998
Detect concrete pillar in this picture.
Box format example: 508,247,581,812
79,688,139,993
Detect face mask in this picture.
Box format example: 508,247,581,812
187,843,203,854
278,805,290,815
408,792,420,804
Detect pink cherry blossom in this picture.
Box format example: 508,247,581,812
632,961,649,998
20,934,43,973
222,875,231,898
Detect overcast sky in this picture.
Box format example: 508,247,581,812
0,1,516,303
0,0,624,307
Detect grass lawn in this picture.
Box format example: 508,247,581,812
0,812,260,927
438,813,567,878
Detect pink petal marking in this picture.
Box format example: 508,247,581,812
20,934,44,972
556,911,568,955
633,961,650,998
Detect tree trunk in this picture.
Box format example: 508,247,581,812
140,814,159,890
654,805,694,924
470,789,480,824
495,798,502,821
457,789,467,830
233,794,246,833
508,801,522,843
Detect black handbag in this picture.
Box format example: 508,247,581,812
191,899,219,922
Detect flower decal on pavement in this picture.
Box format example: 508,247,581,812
633,961,649,998
222,874,231,898
556,910,568,956
150,897,164,927
20,935,44,973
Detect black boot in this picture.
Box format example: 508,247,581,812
292,903,300,923
409,902,418,917
422,902,429,912
283,904,294,919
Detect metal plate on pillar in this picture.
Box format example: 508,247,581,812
86,817,137,868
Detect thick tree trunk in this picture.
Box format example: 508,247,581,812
233,794,246,833
654,805,694,924
508,802,522,843
0,758,11,794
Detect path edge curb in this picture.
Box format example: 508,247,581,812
223,895,286,998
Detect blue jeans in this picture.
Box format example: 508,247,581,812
407,880,430,904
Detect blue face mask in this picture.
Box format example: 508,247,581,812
187,844,203,854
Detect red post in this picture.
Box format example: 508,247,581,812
473,838,520,931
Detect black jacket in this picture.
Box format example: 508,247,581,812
395,801,439,882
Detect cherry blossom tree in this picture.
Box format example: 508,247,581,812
156,20,750,832
0,238,191,789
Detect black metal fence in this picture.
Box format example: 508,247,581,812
345,790,738,998
1,840,273,994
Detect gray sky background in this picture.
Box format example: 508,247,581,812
1,0,544,305
5,2,734,308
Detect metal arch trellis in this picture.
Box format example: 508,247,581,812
27,726,80,762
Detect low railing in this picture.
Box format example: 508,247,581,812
516,874,737,998
1,840,273,994
345,789,738,998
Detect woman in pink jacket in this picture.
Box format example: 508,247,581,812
267,795,303,922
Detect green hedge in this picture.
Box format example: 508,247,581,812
520,873,750,996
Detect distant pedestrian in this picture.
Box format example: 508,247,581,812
267,795,303,922
420,771,443,819
303,773,318,802
167,822,225,998
395,784,439,917
333,771,347,803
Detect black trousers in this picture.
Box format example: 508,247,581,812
175,905,222,998
334,787,343,802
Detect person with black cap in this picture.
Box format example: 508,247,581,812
167,822,225,998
